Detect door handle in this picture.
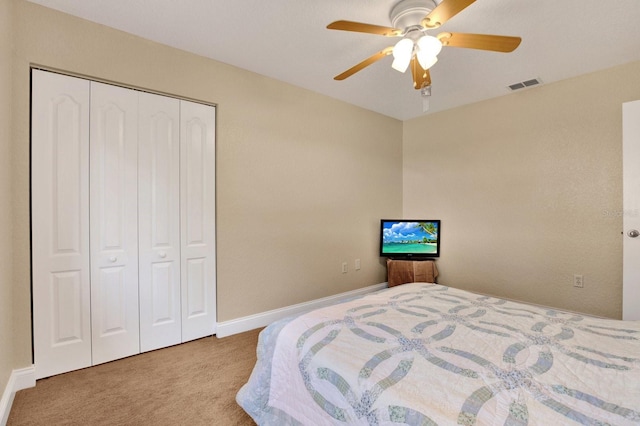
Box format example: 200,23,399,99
628,229,640,238
159,251,167,258
108,256,117,263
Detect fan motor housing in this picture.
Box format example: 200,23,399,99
390,0,437,29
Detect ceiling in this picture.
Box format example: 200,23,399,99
26,0,640,120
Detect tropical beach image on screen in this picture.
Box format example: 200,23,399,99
382,221,439,255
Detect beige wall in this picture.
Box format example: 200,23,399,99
1,0,14,392
11,1,403,369
403,60,640,319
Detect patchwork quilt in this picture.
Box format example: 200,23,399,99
237,283,640,425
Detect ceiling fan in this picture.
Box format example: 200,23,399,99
327,0,521,96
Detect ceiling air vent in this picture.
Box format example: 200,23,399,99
508,78,542,91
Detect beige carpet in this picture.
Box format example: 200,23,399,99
8,328,261,425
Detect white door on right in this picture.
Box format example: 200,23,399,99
623,100,640,320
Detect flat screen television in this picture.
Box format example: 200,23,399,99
380,219,440,259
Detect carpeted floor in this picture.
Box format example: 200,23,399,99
8,328,261,425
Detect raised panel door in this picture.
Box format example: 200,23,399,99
180,101,217,341
31,70,92,379
90,81,140,364
138,92,182,351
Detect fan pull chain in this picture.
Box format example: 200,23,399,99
421,85,432,112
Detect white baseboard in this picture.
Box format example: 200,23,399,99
0,366,36,426
216,282,388,338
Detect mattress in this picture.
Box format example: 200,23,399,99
237,283,640,425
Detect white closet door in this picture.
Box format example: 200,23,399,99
138,93,182,352
180,101,217,341
31,70,92,379
90,82,140,364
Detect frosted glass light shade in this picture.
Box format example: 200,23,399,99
416,35,442,69
417,35,442,57
391,38,414,73
416,53,438,70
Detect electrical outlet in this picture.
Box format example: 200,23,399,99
342,262,347,274
573,274,584,288
355,259,361,270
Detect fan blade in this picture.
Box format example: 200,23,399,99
327,20,402,37
422,0,476,29
410,58,432,90
437,32,521,52
334,47,394,81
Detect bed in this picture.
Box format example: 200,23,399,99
236,283,640,425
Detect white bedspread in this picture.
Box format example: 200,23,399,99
237,283,640,425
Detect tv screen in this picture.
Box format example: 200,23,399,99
380,219,440,258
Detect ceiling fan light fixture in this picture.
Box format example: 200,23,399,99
327,0,523,104
391,38,414,73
